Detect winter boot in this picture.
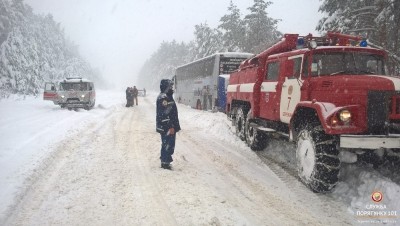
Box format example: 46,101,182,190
161,162,172,170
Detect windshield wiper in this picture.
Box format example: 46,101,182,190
330,70,354,75
358,70,375,74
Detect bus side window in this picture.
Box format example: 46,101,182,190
265,61,279,81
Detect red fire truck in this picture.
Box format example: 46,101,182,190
227,32,400,192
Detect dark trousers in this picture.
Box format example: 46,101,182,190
126,98,133,107
160,133,176,163
203,96,207,110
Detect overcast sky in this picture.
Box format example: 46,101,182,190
24,0,323,88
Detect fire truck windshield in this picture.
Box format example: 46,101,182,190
311,52,386,77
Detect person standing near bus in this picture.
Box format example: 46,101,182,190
132,86,139,105
156,79,181,170
207,86,213,110
202,86,208,110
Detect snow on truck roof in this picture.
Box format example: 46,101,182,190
60,78,92,83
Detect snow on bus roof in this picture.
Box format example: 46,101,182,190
218,52,254,57
175,52,254,69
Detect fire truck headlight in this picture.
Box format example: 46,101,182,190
339,109,351,122
61,95,65,99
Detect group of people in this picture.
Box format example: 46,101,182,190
125,86,139,107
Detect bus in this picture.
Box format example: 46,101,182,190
174,52,253,111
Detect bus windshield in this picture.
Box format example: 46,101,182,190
219,57,247,74
311,52,386,76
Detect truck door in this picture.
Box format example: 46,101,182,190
259,60,282,120
43,82,57,101
280,56,304,123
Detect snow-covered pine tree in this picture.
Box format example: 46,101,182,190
243,0,281,53
137,40,190,91
191,22,223,59
0,0,101,98
218,1,246,52
317,0,400,75
0,0,13,46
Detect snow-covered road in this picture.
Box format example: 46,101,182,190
0,90,399,225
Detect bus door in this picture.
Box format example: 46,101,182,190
217,75,230,112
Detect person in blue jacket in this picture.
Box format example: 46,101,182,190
156,79,181,169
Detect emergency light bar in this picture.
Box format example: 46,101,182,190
296,32,368,49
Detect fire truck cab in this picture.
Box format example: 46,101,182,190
227,32,400,192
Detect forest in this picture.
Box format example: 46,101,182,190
0,0,103,97
0,0,399,95
138,0,400,90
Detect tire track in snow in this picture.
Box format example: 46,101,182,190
2,117,109,225
0,104,116,224
115,105,178,225
3,105,177,225
178,130,324,226
256,149,354,225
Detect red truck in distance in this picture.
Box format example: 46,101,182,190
227,32,400,193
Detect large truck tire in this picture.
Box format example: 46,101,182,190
245,110,267,151
229,107,237,126
296,125,340,193
235,107,246,141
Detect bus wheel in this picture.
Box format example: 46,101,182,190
196,100,202,110
245,110,266,151
296,124,340,193
235,107,246,141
